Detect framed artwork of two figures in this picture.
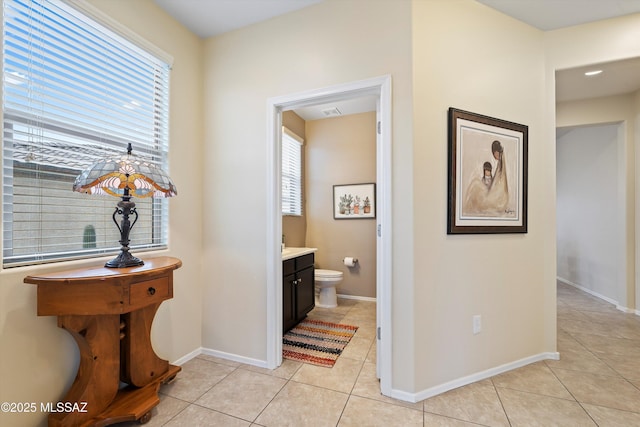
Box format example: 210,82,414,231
447,108,528,234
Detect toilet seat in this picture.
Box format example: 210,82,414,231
315,269,343,280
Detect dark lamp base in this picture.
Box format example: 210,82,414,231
105,251,145,268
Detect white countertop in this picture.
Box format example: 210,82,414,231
281,247,317,261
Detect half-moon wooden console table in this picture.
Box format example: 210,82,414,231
24,256,182,427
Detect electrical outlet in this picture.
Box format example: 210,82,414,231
473,315,482,334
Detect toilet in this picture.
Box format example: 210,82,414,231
314,269,343,308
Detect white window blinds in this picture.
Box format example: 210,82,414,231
281,127,303,216
2,0,171,267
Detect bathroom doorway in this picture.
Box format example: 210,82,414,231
266,75,392,396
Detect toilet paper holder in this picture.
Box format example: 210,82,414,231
343,257,358,267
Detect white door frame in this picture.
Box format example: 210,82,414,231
265,75,392,396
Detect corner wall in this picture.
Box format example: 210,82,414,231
636,90,640,312
0,1,204,425
201,0,415,390
412,0,554,395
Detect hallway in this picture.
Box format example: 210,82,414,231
419,282,640,425
124,283,640,425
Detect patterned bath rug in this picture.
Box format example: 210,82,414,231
283,319,359,368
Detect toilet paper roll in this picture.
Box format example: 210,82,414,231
343,257,358,267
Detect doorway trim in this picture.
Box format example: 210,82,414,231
265,75,392,396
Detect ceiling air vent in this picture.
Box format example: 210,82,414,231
321,107,342,117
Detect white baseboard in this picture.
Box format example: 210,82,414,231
397,352,560,403
171,347,268,369
174,349,562,405
200,347,268,368
556,277,635,313
337,293,377,302
171,347,201,366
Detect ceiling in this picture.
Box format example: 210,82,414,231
476,0,640,31
153,0,322,38
152,0,640,116
556,57,640,103
476,1,640,104
154,0,640,39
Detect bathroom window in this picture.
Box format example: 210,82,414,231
2,0,172,267
281,127,303,216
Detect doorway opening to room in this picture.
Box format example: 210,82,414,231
556,122,626,305
555,58,639,324
266,76,392,396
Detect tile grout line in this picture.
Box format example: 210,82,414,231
489,377,513,427
555,291,640,423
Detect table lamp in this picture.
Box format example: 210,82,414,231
73,143,177,268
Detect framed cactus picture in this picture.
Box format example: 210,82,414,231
333,183,376,219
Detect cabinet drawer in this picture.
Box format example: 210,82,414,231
295,253,314,270
36,282,124,315
129,277,170,308
283,259,296,276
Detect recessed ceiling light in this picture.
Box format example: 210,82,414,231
584,70,603,76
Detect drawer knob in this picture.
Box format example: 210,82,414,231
147,287,156,296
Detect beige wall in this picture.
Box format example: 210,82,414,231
201,0,415,386
5,1,640,422
305,112,377,298
282,111,307,248
636,90,640,312
412,0,553,392
0,1,204,425
557,94,636,126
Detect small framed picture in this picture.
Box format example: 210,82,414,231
333,183,376,219
448,108,528,234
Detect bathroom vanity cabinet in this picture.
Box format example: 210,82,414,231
283,253,315,332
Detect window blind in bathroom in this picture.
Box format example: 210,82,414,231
281,127,303,216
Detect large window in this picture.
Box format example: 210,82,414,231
281,127,303,216
2,0,172,267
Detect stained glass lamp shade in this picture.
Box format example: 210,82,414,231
73,143,177,268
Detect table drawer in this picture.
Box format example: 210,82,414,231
129,277,170,308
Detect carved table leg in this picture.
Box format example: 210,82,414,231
120,302,169,387
50,314,120,427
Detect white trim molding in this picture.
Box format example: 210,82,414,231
172,347,269,369
337,294,377,303
557,277,635,313
63,0,174,65
266,75,393,397
200,348,268,369
405,352,561,403
171,348,201,366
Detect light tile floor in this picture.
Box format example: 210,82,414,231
123,283,640,426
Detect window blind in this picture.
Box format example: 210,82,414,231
281,127,303,216
2,0,171,267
